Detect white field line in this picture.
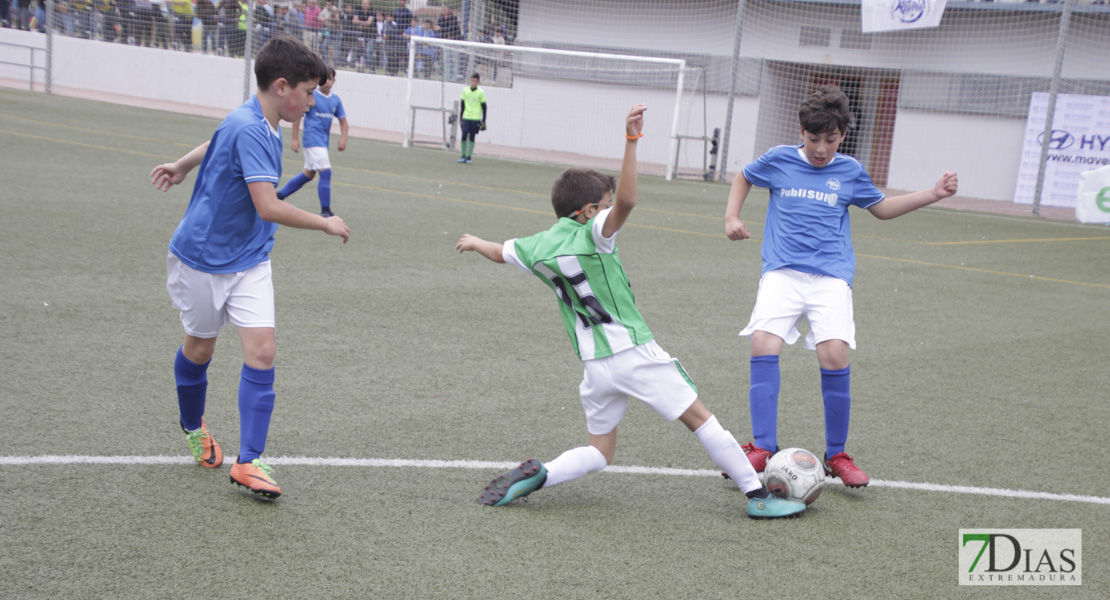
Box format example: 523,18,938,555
3,455,1109,506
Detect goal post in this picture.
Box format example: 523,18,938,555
403,36,690,180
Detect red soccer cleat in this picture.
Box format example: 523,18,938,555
824,452,870,488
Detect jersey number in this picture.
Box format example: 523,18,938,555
549,271,613,329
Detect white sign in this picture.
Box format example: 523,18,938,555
959,529,1081,586
1075,165,1110,224
861,0,948,34
1015,93,1110,208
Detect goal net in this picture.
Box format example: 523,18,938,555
403,36,706,180
407,0,1109,204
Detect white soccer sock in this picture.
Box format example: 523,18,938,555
694,415,763,495
541,445,608,488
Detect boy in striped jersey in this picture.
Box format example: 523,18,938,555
455,105,805,520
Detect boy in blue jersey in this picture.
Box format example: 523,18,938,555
456,105,805,520
724,85,958,487
150,36,350,500
276,65,349,218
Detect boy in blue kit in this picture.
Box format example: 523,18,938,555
724,85,958,487
456,105,805,520
276,65,349,218
150,36,350,500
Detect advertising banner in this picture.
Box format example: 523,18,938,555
862,0,948,34
1014,93,1110,208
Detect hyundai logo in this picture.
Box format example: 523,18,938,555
1037,130,1075,150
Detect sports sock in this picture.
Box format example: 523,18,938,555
237,364,276,463
695,415,763,495
467,139,475,158
317,169,332,210
749,355,780,452
175,346,210,431
821,366,851,458
277,172,312,200
541,445,607,488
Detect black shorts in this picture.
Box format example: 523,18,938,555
461,119,482,136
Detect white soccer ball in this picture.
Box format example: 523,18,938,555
764,448,825,505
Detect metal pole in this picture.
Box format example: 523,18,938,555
1032,0,1073,217
717,0,746,182
45,0,54,93
403,39,415,148
666,62,686,181
243,2,254,102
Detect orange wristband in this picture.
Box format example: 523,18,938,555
625,133,644,141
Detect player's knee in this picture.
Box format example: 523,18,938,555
304,169,317,179
244,340,276,368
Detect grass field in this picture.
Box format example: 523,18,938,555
2,87,1109,599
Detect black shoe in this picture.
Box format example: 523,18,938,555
320,209,335,218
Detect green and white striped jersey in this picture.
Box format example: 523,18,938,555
503,209,653,360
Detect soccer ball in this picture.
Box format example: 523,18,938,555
764,448,825,505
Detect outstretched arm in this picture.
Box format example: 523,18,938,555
150,141,210,192
869,171,958,220
456,234,505,264
601,104,647,239
724,172,754,240
249,181,350,243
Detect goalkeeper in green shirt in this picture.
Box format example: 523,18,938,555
457,73,486,164
455,105,805,520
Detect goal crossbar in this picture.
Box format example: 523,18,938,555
403,38,687,180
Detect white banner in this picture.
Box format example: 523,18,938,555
1014,93,1110,208
861,0,948,34
1075,165,1110,224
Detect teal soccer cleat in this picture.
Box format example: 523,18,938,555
479,459,547,507
746,495,807,520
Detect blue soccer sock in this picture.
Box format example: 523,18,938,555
821,366,852,458
277,172,312,200
317,168,332,209
237,364,276,463
175,346,210,431
749,355,780,451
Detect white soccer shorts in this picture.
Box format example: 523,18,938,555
578,340,699,435
302,146,331,171
739,268,856,350
166,253,275,338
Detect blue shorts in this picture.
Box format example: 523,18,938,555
461,119,482,136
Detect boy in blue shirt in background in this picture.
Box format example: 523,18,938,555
150,36,349,500
724,85,958,488
277,65,349,218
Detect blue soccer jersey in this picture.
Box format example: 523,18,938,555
169,96,283,274
743,145,885,287
301,90,345,149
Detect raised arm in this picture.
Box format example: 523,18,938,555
248,181,350,243
455,234,506,264
869,171,958,220
724,172,754,240
601,104,646,239
150,141,210,192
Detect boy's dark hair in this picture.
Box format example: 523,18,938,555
470,72,481,81
551,168,615,219
255,35,329,91
799,85,852,135
327,65,337,79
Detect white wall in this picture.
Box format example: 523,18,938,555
888,110,1026,199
